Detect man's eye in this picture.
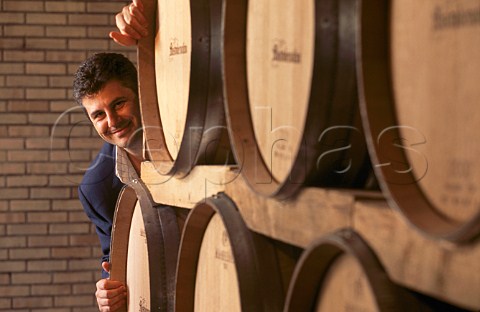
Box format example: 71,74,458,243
115,101,126,108
93,112,104,120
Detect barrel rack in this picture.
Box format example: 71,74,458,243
142,161,480,311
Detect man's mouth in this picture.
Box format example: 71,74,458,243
108,120,131,137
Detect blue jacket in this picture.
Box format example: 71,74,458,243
78,142,124,278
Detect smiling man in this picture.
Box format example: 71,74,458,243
73,52,142,311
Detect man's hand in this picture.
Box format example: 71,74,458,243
110,0,148,47
95,262,127,311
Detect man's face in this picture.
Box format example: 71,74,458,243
82,80,142,149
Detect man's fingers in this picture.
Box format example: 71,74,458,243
98,284,125,297
133,0,144,11
109,32,137,47
128,4,148,27
96,278,125,290
97,293,126,312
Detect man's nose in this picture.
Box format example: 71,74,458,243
106,111,121,128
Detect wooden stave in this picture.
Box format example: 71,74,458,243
356,0,480,242
175,193,285,312
110,183,181,312
284,229,422,312
222,0,372,200
138,0,232,178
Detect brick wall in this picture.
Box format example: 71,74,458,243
0,1,135,311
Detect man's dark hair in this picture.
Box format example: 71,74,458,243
73,52,138,106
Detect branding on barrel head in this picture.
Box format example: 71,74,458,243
170,38,188,56
272,40,301,64
433,4,480,30
139,297,149,312
140,229,147,244
215,249,234,263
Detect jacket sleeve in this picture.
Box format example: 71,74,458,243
78,185,112,279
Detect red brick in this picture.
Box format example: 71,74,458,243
0,88,24,99
53,271,93,283
28,113,69,125
7,176,48,187
86,2,123,13
30,187,71,199
69,138,104,150
11,272,52,284
27,212,67,223
50,150,91,162
29,235,68,247
0,298,11,309
4,25,44,37
7,224,48,235
68,259,99,271
8,100,49,112
10,200,50,212
27,13,67,25
26,63,66,75
52,200,82,211
27,163,68,174
0,13,25,24
10,248,50,260
8,151,49,162
8,126,50,137
4,1,44,12
26,138,67,150
46,1,86,12
0,286,29,297
49,223,89,235
0,188,28,200
0,236,27,248
3,51,45,62
27,260,67,272
0,163,25,175
26,38,67,50
0,273,10,284
7,75,48,87
52,125,92,138
0,212,26,223
68,212,89,223
32,284,71,296
0,38,24,49
27,88,66,100
68,14,108,25
49,101,78,112
68,39,108,50
0,261,26,272
72,283,95,295
0,63,24,74
52,247,91,259
0,138,24,149
49,175,84,186
69,234,99,247
87,26,116,38
69,112,91,124
46,26,86,38
55,295,93,307
0,113,27,124
13,297,53,309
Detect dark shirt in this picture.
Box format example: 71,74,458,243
78,142,124,278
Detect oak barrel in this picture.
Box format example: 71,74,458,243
357,0,480,242
138,0,231,178
284,229,422,311
222,0,372,199
109,184,182,312
175,194,289,312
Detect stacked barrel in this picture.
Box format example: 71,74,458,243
111,0,480,311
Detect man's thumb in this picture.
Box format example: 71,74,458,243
102,261,111,273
